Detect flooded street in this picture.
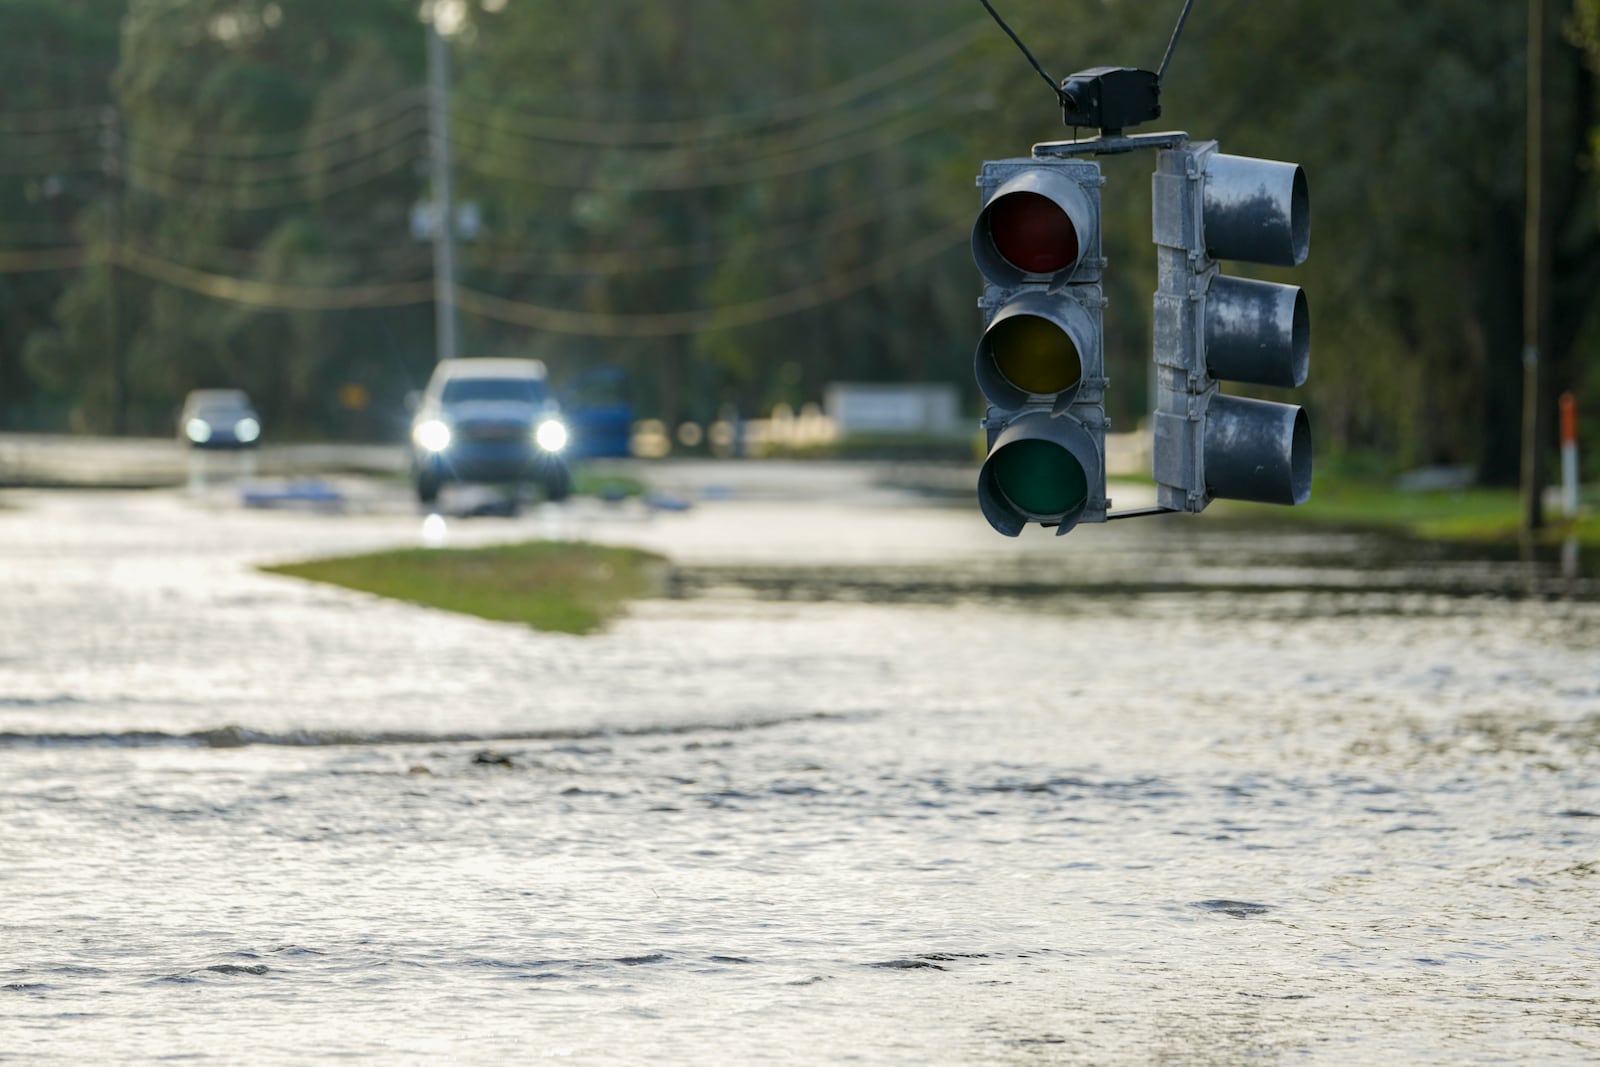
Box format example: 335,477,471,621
3,482,1598,1064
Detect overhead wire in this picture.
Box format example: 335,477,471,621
126,106,426,184
116,244,435,309
125,89,425,158
0,214,965,333
2,24,985,327
0,246,92,273
450,18,991,147
452,223,967,337
459,174,957,276
124,137,419,208
457,101,981,192
451,66,981,169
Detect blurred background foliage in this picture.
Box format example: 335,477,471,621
0,0,1596,484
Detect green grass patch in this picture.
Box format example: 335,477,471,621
573,468,646,499
1237,478,1600,549
262,540,667,635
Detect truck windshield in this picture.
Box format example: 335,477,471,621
440,378,548,405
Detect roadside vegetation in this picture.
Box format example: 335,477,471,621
1196,466,1600,549
262,541,667,635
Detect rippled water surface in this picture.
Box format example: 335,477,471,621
3,488,1598,1065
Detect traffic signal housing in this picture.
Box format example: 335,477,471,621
972,156,1107,536
1150,141,1311,512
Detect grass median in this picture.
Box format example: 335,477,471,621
1213,478,1600,548
262,540,668,635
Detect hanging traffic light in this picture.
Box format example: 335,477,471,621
1150,141,1311,512
973,156,1107,536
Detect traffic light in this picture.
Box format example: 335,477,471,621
972,156,1107,536
1150,141,1311,512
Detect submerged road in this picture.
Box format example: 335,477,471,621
2,482,1598,1065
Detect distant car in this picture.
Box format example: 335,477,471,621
180,389,261,450
409,357,573,506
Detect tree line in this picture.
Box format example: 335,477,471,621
1,0,1596,484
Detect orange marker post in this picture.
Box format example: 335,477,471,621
1559,391,1579,518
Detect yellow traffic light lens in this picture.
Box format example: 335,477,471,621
988,191,1080,275
991,438,1088,518
988,313,1081,397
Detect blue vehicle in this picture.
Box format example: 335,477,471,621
561,366,634,460
409,358,572,506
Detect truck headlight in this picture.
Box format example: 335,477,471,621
413,419,452,453
535,418,568,453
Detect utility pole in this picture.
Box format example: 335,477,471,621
101,106,126,434
1521,0,1551,534
426,20,460,362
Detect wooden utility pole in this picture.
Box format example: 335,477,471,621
1521,0,1551,534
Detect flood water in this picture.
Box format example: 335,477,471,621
3,486,1598,1065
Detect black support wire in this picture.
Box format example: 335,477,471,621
976,0,1066,105
1157,0,1198,83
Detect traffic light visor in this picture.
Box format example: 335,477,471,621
975,290,1096,415
973,167,1095,287
978,412,1103,535
991,438,1088,519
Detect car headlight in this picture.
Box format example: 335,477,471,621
234,417,260,443
413,419,452,453
185,418,212,444
535,418,568,453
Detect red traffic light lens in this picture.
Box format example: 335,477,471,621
987,191,1080,276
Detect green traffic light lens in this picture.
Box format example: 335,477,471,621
987,313,1081,397
987,191,1080,276
991,438,1088,518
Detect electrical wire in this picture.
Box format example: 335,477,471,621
459,175,956,277
457,101,978,192
451,74,960,165
116,244,435,309
0,219,965,334
126,90,425,159
975,0,1066,105
453,224,966,337
1158,0,1199,83
450,19,990,148
0,247,91,273
126,107,426,184
124,137,420,208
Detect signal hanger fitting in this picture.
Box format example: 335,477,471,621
1058,67,1161,137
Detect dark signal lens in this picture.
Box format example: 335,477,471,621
988,314,1081,397
991,438,1088,518
987,192,1079,275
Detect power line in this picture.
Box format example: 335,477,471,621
126,90,425,158
124,138,419,208
461,175,958,276
453,224,967,337
450,19,990,147
457,103,978,192
0,247,91,273
117,244,434,309
1,221,966,335
125,108,426,184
